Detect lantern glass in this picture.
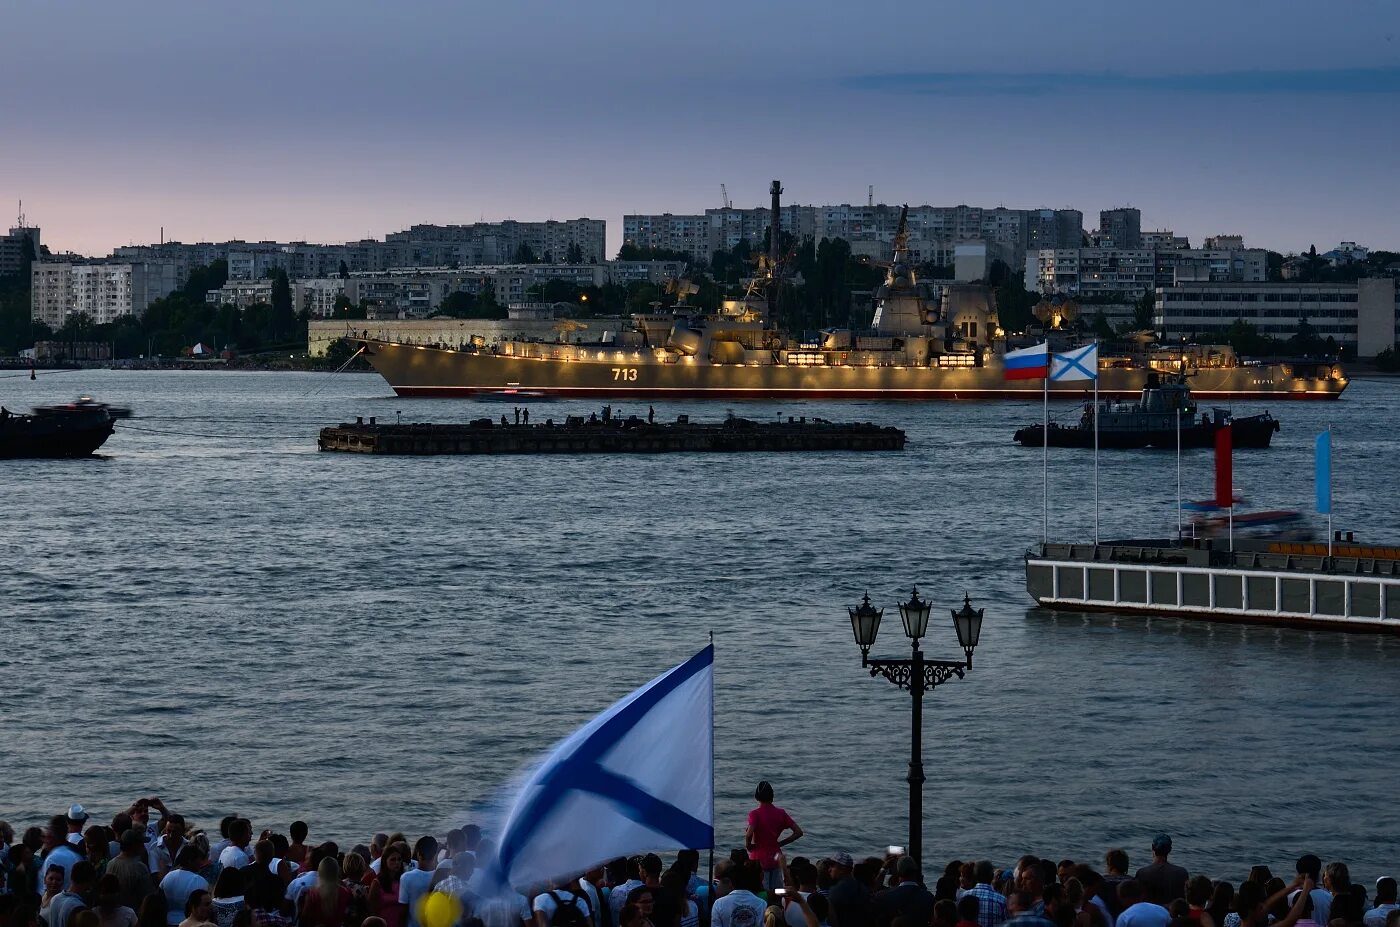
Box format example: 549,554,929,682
952,594,984,650
898,586,932,641
848,594,882,650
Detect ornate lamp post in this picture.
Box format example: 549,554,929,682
847,588,984,868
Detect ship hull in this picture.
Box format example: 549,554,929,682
357,339,1347,401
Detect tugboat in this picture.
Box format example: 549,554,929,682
1013,373,1280,449
0,402,117,458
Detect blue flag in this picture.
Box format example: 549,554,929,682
486,646,714,891
1316,431,1332,514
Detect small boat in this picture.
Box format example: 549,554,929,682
0,404,115,458
1014,374,1279,449
34,396,134,418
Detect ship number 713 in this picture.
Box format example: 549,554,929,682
612,367,638,381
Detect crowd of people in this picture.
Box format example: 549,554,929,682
1,787,1396,927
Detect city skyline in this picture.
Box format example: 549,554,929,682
3,0,1398,258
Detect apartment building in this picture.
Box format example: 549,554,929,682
1028,246,1268,297
1154,279,1399,356
1,225,40,277
31,260,182,327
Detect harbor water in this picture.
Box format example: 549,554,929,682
4,369,1399,880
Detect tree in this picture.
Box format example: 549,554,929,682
512,242,538,264
1131,290,1155,331
332,294,366,319
270,270,296,340
182,260,228,301
339,260,350,280
566,242,584,264
993,269,1039,334
1090,312,1115,339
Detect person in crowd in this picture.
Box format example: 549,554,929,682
1292,859,1331,927
1325,864,1361,926
619,906,644,927
209,869,243,927
962,862,1007,927
216,826,251,874
367,844,405,927
711,863,766,927
660,868,697,927
826,854,869,927
1365,879,1399,927
177,892,215,927
956,897,983,927
398,838,438,927
41,866,68,920
95,874,138,927
534,877,593,927
1245,870,1271,888
40,817,87,892
339,853,369,927
746,784,802,895
933,900,959,927
66,809,90,847
107,833,156,915
149,818,187,884
1004,890,1055,927
1204,883,1232,927
639,856,676,927
207,820,236,867
872,858,933,927
297,858,349,927
48,860,97,927
957,865,977,900
159,849,208,927
609,861,644,927
1115,882,1170,927
625,886,655,927
936,864,964,904
244,872,289,927
1135,840,1187,908
83,830,110,878
135,894,167,927
1184,877,1215,927
282,828,308,874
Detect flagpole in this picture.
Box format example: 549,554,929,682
1093,357,1099,546
1176,395,1182,541
1327,423,1334,558
1042,371,1049,546
707,630,715,923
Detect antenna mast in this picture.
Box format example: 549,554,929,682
868,185,873,207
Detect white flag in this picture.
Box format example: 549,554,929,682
1050,342,1098,381
486,646,714,891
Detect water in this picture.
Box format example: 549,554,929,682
3,369,1399,882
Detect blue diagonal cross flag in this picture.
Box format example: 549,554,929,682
1050,342,1099,382
486,645,714,891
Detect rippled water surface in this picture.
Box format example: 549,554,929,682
3,370,1399,881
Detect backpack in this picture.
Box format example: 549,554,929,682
548,891,589,927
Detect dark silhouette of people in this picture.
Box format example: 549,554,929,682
648,405,655,424
523,408,529,425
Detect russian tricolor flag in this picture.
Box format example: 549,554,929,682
1004,342,1050,380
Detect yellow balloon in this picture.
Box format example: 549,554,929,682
419,891,463,927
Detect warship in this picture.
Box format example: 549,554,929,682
354,182,1349,401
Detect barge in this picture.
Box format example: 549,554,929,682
1025,536,1400,634
319,413,905,455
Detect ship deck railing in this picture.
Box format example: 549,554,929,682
1031,540,1400,578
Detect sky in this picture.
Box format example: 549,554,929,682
3,0,1398,258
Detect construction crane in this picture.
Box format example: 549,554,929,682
720,183,731,209
868,185,874,207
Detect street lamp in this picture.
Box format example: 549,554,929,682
845,587,985,869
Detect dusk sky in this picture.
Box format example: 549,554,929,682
4,0,1398,258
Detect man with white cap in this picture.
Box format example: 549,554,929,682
66,805,89,845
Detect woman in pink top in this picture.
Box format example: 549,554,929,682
745,781,803,893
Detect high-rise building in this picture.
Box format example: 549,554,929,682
1098,207,1142,249
0,224,40,277
31,261,182,328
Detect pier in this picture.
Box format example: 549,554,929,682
318,414,906,455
